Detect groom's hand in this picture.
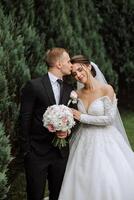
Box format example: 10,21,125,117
56,131,68,138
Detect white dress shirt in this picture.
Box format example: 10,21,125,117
48,72,62,104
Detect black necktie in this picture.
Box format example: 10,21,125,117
57,79,63,104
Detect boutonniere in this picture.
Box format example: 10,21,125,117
67,91,78,106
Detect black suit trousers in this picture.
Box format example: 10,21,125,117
24,150,68,200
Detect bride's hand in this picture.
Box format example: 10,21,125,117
71,108,81,121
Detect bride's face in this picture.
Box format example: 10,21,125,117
72,63,90,83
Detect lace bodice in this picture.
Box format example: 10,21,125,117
78,96,105,116
78,95,117,126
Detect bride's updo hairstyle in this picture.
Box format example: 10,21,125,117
71,55,96,77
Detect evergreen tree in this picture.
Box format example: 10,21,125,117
0,122,12,200
94,0,134,105
35,0,117,87
0,5,30,132
0,2,47,198
66,0,117,87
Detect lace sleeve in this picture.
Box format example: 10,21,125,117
80,96,117,126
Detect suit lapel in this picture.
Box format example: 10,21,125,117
41,74,56,104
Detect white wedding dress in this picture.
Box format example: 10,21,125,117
58,95,134,200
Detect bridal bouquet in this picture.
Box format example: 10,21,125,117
43,105,75,149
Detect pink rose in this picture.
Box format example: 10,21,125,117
62,117,68,124
47,124,56,132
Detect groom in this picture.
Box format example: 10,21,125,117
19,47,75,200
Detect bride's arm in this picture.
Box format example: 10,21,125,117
81,98,117,126
72,97,117,126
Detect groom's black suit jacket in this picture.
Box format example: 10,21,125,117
19,73,76,158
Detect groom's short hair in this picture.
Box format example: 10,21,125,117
45,47,68,67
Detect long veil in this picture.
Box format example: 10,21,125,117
76,61,131,147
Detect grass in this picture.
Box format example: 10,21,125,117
121,110,134,150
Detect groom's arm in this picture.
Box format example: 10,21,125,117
19,81,36,156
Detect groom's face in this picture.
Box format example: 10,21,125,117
59,52,72,75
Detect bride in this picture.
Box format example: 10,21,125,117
58,55,134,200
